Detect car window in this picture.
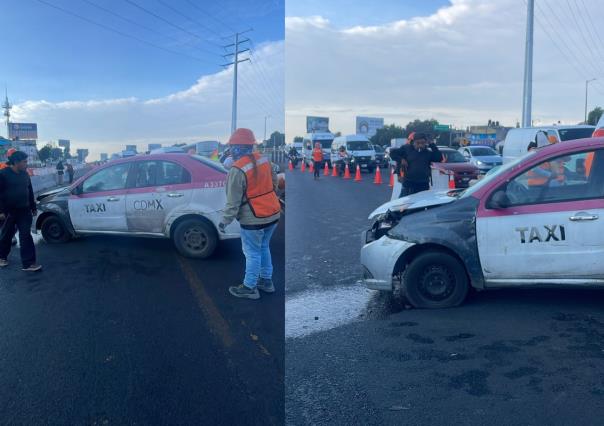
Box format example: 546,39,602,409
134,161,159,188
82,163,130,194
557,128,594,141
156,161,191,186
499,149,604,206
470,147,497,156
443,151,467,163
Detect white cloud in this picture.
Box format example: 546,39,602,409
286,0,604,138
10,40,284,160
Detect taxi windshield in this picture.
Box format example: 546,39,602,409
459,151,536,198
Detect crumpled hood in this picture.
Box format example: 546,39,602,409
368,190,457,219
37,186,70,202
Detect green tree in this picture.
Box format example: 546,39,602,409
587,106,603,125
64,147,71,159
370,124,404,147
268,131,285,148
38,144,52,163
50,147,63,161
404,119,439,137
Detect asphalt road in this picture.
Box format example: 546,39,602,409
285,166,604,425
0,208,284,424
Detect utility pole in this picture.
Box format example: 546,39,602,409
222,30,252,134
585,78,597,124
264,115,271,142
521,0,534,128
2,87,11,138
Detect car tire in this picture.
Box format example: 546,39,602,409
40,215,71,244
402,251,468,308
172,218,218,259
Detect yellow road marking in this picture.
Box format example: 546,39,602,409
177,256,234,348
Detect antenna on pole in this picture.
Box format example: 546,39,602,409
521,0,534,128
221,29,252,135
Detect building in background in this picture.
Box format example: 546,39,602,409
125,144,137,153
100,153,108,162
148,143,162,152
8,122,39,161
76,148,89,163
356,116,384,138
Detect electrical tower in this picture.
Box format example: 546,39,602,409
2,87,11,138
222,30,252,134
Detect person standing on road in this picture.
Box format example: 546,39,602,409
219,128,281,300
312,142,323,180
66,162,74,184
56,161,64,185
0,151,42,272
389,133,442,197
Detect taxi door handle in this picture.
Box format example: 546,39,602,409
106,196,120,202
167,193,184,198
569,214,599,221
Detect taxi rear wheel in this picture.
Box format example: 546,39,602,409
40,215,71,244
403,251,468,308
172,218,217,259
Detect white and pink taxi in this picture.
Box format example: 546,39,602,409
361,137,604,308
33,154,240,258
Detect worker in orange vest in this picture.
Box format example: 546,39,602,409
526,133,566,187
311,142,323,180
219,128,281,300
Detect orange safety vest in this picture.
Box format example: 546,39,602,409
233,153,280,218
527,161,565,186
312,148,323,162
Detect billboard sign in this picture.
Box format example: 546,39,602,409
8,123,37,140
306,116,329,133
58,139,70,149
356,116,384,137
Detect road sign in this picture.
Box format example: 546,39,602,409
433,124,451,131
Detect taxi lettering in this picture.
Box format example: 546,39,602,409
85,203,106,213
515,225,566,244
133,199,164,211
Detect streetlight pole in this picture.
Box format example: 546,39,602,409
585,78,597,124
264,115,271,142
521,0,534,128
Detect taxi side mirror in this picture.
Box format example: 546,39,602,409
488,190,510,209
72,185,83,196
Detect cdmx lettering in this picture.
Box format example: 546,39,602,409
133,199,164,211
515,225,566,244
85,203,106,213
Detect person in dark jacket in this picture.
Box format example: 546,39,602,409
389,133,442,197
56,161,65,185
66,162,75,184
0,151,41,272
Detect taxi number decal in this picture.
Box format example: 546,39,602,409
515,225,566,244
203,181,225,188
134,199,164,211
85,203,106,213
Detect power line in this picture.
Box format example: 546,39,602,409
155,0,223,46
35,0,212,65
123,0,222,56
183,0,237,34
576,0,604,50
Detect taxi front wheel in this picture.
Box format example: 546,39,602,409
172,218,218,259
403,251,469,309
40,215,71,244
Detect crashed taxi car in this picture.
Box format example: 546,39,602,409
34,154,240,258
361,137,604,308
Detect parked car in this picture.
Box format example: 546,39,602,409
33,153,240,258
361,137,604,308
503,125,595,164
373,144,388,168
434,147,480,188
458,145,502,173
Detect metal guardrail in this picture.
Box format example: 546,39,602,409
260,147,286,165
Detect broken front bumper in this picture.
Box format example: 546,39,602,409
360,232,415,291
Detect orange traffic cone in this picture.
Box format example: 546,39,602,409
324,161,329,176
309,162,314,173
344,163,351,179
354,164,362,181
332,163,338,177
388,168,394,187
301,161,306,172
288,160,293,171
373,166,382,184
448,173,456,189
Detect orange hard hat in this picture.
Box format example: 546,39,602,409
228,128,256,145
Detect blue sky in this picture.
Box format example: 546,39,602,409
4,0,283,102
2,0,284,159
286,0,449,28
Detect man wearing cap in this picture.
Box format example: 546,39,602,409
0,151,41,271
390,132,442,197
218,128,281,300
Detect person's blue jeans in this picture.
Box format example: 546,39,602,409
240,223,278,289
